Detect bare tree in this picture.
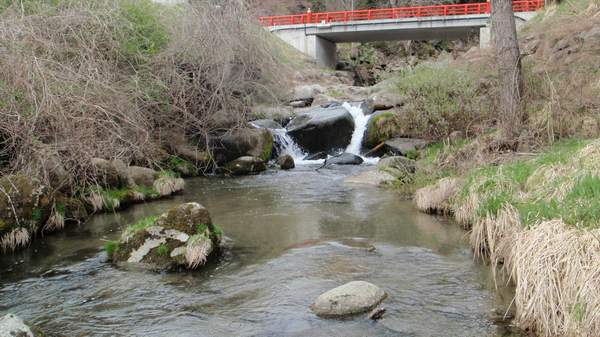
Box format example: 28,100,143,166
491,0,524,141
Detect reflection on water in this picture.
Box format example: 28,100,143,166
0,165,518,337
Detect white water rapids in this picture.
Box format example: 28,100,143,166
271,102,379,165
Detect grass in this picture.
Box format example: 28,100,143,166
124,215,158,237
104,240,119,257
156,243,170,257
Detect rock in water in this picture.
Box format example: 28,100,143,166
0,314,34,337
211,128,274,164
276,154,295,170
304,152,328,161
311,281,387,317
224,156,267,176
286,105,355,154
327,153,364,166
108,202,223,271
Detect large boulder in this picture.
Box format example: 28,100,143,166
368,92,405,111
276,154,295,170
311,281,387,317
250,105,294,126
211,128,273,165
90,158,130,188
384,138,430,156
286,106,355,154
364,111,398,149
127,166,158,187
0,314,35,337
224,156,267,176
326,153,364,166
108,202,222,271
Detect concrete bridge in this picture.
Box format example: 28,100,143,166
260,0,543,68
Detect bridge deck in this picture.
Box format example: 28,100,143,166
259,0,544,27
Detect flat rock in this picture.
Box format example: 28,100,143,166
384,138,430,156
311,281,387,317
327,153,364,166
345,168,395,186
0,314,34,337
250,119,283,130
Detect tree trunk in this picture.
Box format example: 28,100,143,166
491,0,524,141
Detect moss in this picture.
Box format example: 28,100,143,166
261,132,274,162
155,243,170,257
212,224,224,239
366,111,396,147
196,223,209,234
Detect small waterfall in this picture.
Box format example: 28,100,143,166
271,128,307,161
343,102,379,164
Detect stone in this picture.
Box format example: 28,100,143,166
224,156,267,176
276,154,295,170
286,105,355,154
311,281,387,317
304,152,328,161
344,168,395,186
0,314,34,337
127,166,158,187
250,119,283,130
293,84,323,101
378,156,416,174
364,111,398,148
251,105,295,126
327,153,364,166
111,202,222,271
288,99,313,108
384,138,430,156
91,158,129,188
368,92,404,111
211,128,273,164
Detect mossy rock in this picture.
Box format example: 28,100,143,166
109,202,222,271
0,174,50,238
364,111,399,148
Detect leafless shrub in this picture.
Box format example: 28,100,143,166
0,0,289,193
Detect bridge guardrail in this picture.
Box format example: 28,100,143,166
259,0,544,27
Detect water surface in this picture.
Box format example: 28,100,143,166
0,165,517,337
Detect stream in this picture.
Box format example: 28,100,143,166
0,166,518,337
0,103,519,337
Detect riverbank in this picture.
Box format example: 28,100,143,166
376,2,600,336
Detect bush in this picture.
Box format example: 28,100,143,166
394,65,491,139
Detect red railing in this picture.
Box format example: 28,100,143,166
259,0,544,26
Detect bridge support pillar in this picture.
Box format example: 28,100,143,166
479,26,491,49
315,36,337,68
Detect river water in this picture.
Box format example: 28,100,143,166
0,165,519,337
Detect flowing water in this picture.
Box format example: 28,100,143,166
0,166,519,337
0,104,519,336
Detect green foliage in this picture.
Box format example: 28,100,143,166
406,149,419,160
133,185,160,199
212,224,224,239
31,208,43,224
119,0,169,63
125,215,158,236
394,65,488,139
104,240,119,257
196,223,208,234
156,243,170,257
55,202,66,216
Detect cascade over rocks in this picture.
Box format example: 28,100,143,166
109,202,222,271
211,128,273,165
286,105,355,154
311,281,387,317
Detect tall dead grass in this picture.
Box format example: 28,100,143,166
0,0,287,193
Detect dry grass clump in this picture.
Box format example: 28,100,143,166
153,176,184,197
185,233,213,269
0,227,30,252
0,0,288,193
414,177,461,214
511,221,600,337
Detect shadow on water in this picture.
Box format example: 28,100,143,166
0,165,523,337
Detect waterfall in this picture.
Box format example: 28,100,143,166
263,101,379,166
